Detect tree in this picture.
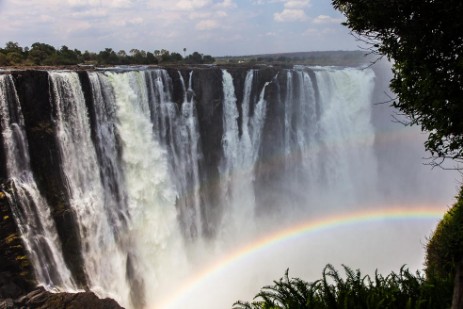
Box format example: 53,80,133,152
98,48,119,65
170,52,183,63
332,0,463,163
426,188,463,308
331,1,463,308
58,45,79,65
28,42,57,65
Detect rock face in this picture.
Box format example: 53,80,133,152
12,71,88,288
0,186,35,299
0,64,381,309
0,287,124,309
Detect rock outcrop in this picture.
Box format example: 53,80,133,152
0,287,124,309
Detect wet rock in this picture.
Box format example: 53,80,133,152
1,287,124,309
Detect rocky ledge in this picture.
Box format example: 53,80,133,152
0,287,124,309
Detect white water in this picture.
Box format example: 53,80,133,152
314,67,378,208
219,70,271,238
1,65,458,309
50,72,130,305
144,70,203,239
0,74,75,290
106,71,189,307
87,72,129,238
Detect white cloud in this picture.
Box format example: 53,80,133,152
215,0,236,9
196,19,219,30
285,0,310,9
175,0,212,11
312,15,344,24
0,0,360,56
39,14,54,22
252,0,284,4
273,0,310,22
70,8,108,18
65,0,136,8
274,8,307,22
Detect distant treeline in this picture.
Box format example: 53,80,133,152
216,50,372,66
0,41,215,66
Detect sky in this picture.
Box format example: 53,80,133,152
0,0,360,56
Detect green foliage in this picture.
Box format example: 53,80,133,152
0,42,215,66
331,0,463,160
185,51,215,64
234,266,453,309
425,188,463,280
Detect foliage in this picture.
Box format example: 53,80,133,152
216,51,368,67
425,188,463,280
0,41,215,66
331,0,463,161
233,265,453,309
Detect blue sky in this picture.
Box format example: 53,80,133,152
0,0,360,56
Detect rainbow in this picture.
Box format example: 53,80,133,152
157,205,446,309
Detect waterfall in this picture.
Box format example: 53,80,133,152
0,75,75,290
87,72,129,239
280,69,320,209
49,72,131,306
1,64,449,309
314,67,377,207
105,70,188,307
220,69,271,236
144,70,203,239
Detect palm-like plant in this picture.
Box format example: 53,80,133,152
233,265,452,309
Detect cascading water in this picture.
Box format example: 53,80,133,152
0,75,75,290
105,70,188,307
220,69,272,237
0,64,456,309
314,67,378,206
144,69,203,239
49,72,132,306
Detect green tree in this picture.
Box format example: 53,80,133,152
331,1,463,307
146,52,158,64
0,53,7,66
98,48,119,65
332,0,463,162
3,41,25,65
185,51,203,64
169,52,183,63
426,188,463,308
4,41,23,54
28,42,57,65
58,45,79,65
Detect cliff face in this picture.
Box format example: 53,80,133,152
0,64,380,308
0,65,290,305
12,71,88,288
0,186,35,299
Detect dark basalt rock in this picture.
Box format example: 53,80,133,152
1,65,305,302
0,287,124,309
0,184,35,299
11,71,88,288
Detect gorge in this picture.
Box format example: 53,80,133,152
0,63,456,308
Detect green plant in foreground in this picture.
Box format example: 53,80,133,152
233,265,453,309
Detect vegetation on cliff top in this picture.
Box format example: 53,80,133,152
0,41,215,66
